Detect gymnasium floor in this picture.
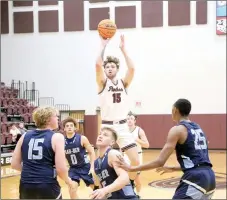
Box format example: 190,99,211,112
1,150,226,199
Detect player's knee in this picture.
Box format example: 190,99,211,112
130,157,140,166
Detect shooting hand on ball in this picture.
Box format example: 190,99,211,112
100,36,109,48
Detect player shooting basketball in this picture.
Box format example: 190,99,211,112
95,34,140,186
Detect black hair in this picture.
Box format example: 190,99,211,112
174,99,191,117
127,111,137,119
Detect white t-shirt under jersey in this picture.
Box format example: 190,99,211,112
131,126,142,153
99,78,129,121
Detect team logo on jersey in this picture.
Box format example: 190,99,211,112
148,172,226,190
108,86,123,92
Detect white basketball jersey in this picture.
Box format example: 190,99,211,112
131,126,142,153
99,78,129,121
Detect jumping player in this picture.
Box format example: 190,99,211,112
117,99,216,199
90,127,138,199
126,111,149,196
63,117,98,199
96,34,139,184
11,106,75,199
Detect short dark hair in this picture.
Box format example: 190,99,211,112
103,56,120,69
127,111,137,119
101,127,118,141
174,99,191,117
62,117,77,128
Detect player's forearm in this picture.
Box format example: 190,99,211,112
130,159,163,172
103,175,129,194
172,165,182,171
11,162,22,171
88,152,96,169
96,46,106,67
56,165,70,183
137,139,149,148
121,49,135,70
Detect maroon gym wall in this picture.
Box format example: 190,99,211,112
84,114,226,150
1,1,207,34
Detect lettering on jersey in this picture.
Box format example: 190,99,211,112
97,169,110,181
108,86,123,92
65,147,80,155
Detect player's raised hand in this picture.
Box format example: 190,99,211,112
156,166,174,175
99,35,110,48
119,34,125,51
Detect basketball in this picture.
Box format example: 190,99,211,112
97,19,117,39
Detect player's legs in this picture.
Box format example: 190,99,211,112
77,163,97,190
81,173,95,189
114,123,140,181
134,152,143,195
122,146,140,181
19,182,62,199
134,173,142,194
173,166,216,199
68,168,81,199
68,181,79,199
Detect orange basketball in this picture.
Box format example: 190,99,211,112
98,19,117,39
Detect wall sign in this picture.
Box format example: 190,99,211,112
216,1,226,35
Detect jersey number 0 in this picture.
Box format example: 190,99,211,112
112,93,121,103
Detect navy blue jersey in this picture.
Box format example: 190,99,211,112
21,129,57,183
94,148,136,199
176,121,212,171
65,133,89,168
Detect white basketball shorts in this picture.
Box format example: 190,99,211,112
101,122,136,150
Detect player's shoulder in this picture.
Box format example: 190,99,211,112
137,126,143,131
108,149,121,158
169,125,187,136
52,132,65,141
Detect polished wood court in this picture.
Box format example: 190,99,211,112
1,150,226,199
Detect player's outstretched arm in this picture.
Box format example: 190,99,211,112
96,37,109,92
117,126,181,172
81,136,96,174
156,165,182,175
120,35,135,89
11,134,25,171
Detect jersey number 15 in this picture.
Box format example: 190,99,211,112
28,138,44,160
112,93,121,103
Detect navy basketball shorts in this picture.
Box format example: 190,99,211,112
173,166,216,199
69,164,94,187
19,181,62,199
